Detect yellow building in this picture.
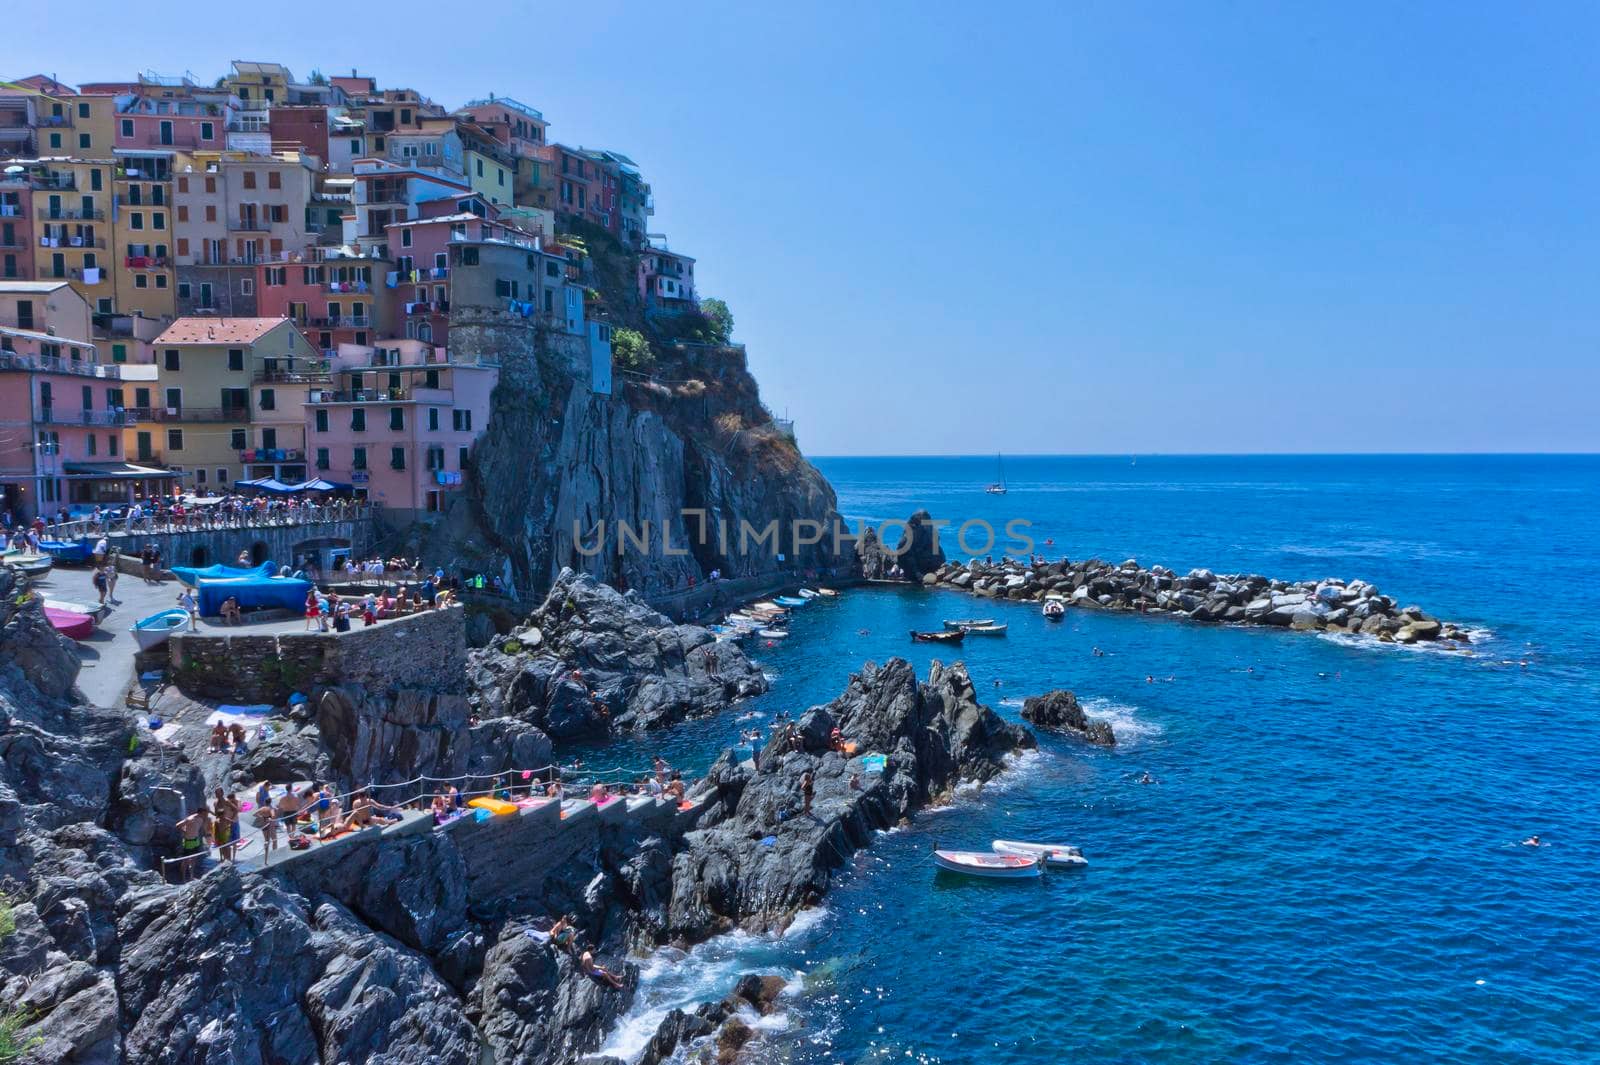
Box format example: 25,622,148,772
222,61,293,108
24,158,116,312
125,316,313,491
110,152,175,320
29,92,117,158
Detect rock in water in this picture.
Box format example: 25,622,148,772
663,658,1034,940
1021,689,1116,746
856,509,947,581
469,568,768,735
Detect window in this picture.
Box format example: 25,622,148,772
451,409,473,431
265,266,285,286
424,369,439,389
352,446,367,470
130,212,144,231
178,176,188,193
217,468,228,484
243,171,257,189
155,274,167,288
401,228,412,247
259,389,276,411
164,349,180,371
428,407,439,431
200,121,214,140
351,408,366,431
108,435,118,457
78,102,89,118
390,446,406,470
239,277,253,295
268,171,281,190
79,133,90,150
459,446,470,470
177,205,188,222
315,447,330,470
87,434,97,456
230,428,247,450
196,468,206,484
426,446,444,470
389,407,404,430
228,348,244,371
153,212,165,230
90,169,102,192
206,176,216,193
111,343,127,364
476,158,484,177
261,427,277,450
166,428,184,451
315,409,328,432
120,119,133,138
204,205,216,223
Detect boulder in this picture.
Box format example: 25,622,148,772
1020,690,1115,747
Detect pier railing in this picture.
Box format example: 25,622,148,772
44,501,378,540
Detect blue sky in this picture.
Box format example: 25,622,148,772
11,1,1600,454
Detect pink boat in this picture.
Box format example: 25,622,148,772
44,606,96,641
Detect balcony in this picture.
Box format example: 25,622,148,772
307,388,406,403
254,367,332,384
114,193,168,208
35,408,128,426
0,235,27,250
404,300,447,315
38,237,107,250
34,115,73,129
0,353,120,379
124,406,250,423
123,256,170,269
307,316,371,329
38,208,105,222
30,174,76,191
228,217,271,232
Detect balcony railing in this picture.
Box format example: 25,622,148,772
228,217,271,232
34,115,74,129
307,316,371,329
124,406,250,423
38,208,104,221
0,352,118,378
254,368,332,383
113,194,167,208
34,408,128,426
123,255,170,268
30,175,76,191
37,236,107,250
307,388,408,403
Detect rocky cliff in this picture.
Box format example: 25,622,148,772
423,225,846,605
469,568,767,737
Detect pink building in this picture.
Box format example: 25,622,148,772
0,280,169,519
638,241,697,314
256,251,392,355
303,339,497,516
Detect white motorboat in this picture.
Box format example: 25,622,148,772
2,551,53,577
798,588,819,598
816,588,839,597
961,623,1007,636
934,849,1040,879
1043,600,1066,621
991,840,1087,868
943,618,995,630
757,628,789,639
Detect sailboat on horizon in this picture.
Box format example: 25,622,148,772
986,453,1008,495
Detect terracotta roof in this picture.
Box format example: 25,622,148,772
153,317,290,346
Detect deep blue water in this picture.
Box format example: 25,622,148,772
600,455,1600,1064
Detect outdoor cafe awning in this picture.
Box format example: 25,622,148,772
63,462,180,481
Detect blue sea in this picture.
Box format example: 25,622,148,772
598,455,1600,1064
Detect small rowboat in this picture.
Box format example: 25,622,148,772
992,840,1087,868
961,623,1007,636
757,628,789,639
774,596,809,607
1042,601,1066,621
132,608,192,651
943,618,995,630
44,606,95,641
934,849,1041,879
44,598,109,625
2,552,53,577
816,588,839,597
798,588,819,598
911,628,964,644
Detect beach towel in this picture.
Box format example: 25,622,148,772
217,704,273,716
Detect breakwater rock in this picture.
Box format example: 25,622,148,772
469,568,767,737
926,555,1473,644
1022,689,1116,746
660,658,1034,941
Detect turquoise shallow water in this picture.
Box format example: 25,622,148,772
598,455,1600,1064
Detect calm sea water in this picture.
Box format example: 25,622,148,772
599,455,1600,1064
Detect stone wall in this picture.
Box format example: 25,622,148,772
167,605,465,704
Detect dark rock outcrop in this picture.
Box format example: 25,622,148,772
662,658,1033,940
857,508,947,582
468,568,767,736
1021,689,1116,747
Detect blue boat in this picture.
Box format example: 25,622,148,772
38,537,95,564
172,560,276,588
195,574,312,617
774,595,809,607
132,608,191,651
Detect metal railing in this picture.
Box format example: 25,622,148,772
38,208,104,221
33,408,128,426
45,501,380,540
0,352,119,378
124,406,251,423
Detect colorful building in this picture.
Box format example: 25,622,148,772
638,240,697,314
0,280,168,517
17,159,115,311
110,151,175,319
256,248,392,355
0,169,34,280
128,316,314,491
304,338,496,515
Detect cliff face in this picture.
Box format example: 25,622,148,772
432,227,844,604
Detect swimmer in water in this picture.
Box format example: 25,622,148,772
1522,835,1543,847
1092,647,1105,657
857,628,870,636
1138,771,1155,785
1146,675,1154,684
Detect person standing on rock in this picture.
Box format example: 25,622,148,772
174,808,211,882
801,769,815,815
212,787,241,862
